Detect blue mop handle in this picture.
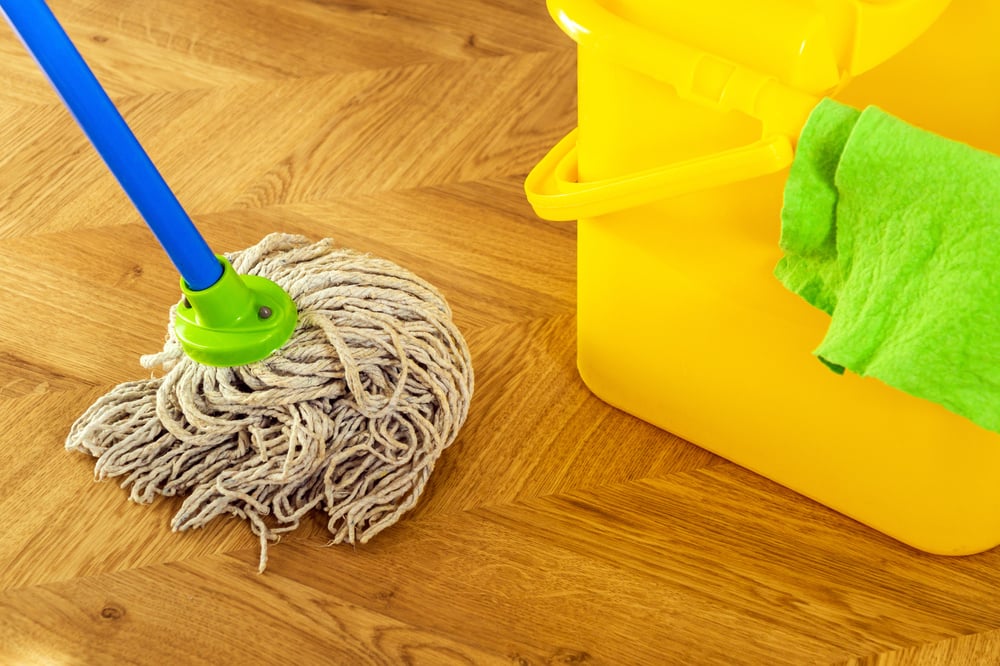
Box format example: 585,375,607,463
0,0,223,290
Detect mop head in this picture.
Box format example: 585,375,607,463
66,233,474,570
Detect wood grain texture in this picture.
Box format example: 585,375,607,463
1,1,998,664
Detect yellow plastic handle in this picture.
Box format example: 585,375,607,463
524,130,794,222
529,0,952,221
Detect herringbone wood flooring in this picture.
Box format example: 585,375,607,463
2,1,1000,664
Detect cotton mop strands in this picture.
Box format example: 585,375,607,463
1,0,473,571
68,233,474,571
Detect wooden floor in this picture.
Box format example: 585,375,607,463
2,1,1000,664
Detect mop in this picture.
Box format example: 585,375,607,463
1,1,473,571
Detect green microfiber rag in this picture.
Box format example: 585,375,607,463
775,98,1000,434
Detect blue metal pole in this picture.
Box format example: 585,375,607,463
0,0,223,290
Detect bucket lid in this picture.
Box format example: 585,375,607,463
549,0,951,133
820,0,953,80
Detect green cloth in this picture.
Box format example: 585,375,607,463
775,98,1000,434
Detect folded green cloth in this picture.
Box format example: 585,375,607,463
775,98,1000,434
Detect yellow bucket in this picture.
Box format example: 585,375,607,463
526,0,1000,555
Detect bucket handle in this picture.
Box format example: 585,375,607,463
524,129,794,222
527,0,951,221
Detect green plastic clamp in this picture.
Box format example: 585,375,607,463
173,256,298,367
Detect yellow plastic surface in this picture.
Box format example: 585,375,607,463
526,0,1000,555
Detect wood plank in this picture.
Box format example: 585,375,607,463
843,630,1000,665
0,551,509,665
0,0,568,103
0,51,575,239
